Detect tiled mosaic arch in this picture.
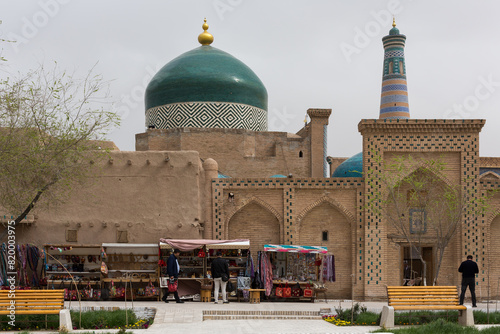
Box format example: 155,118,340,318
480,171,500,180
224,196,283,239
389,163,455,188
296,196,356,227
486,207,500,227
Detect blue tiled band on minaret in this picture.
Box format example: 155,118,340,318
379,21,410,119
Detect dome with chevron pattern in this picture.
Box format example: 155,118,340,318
145,21,268,132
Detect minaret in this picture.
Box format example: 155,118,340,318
379,19,410,119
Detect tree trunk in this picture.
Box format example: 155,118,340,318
421,258,427,286
433,249,446,286
0,181,55,241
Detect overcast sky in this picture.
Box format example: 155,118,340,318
2,1,500,158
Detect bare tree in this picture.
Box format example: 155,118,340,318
0,63,120,229
365,153,493,286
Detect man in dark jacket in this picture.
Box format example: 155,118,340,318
162,249,184,303
459,255,479,307
211,252,230,304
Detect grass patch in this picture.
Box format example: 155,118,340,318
393,310,459,326
71,309,140,330
372,318,500,333
0,309,152,331
323,307,500,328
353,311,380,325
474,311,500,324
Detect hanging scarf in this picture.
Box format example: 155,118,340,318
322,255,336,282
0,243,7,286
27,245,40,287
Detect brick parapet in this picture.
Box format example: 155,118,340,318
480,157,500,168
358,119,485,134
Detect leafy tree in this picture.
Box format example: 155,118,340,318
0,63,119,230
365,153,493,286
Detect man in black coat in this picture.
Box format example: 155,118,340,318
211,252,230,304
459,255,479,307
162,249,184,303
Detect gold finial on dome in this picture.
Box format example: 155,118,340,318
198,18,214,46
392,17,396,27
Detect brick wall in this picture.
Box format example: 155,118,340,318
227,202,280,254
298,202,353,299
136,128,311,178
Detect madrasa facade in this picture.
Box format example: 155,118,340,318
12,20,500,300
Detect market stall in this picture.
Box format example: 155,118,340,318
158,239,250,301
101,243,159,301
44,244,101,300
262,244,328,301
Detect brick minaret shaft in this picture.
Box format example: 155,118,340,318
379,19,410,119
307,108,331,177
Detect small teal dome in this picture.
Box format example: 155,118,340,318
389,26,400,35
145,46,268,111
332,152,363,177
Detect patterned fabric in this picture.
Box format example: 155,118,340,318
237,277,251,290
322,255,336,282
264,244,328,254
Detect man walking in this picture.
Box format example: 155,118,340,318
211,252,230,304
459,255,479,307
162,249,184,303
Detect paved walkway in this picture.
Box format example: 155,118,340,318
19,300,500,334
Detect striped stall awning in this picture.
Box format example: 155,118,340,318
264,244,327,254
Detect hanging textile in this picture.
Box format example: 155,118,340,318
245,251,255,278
322,254,336,282
259,252,273,296
27,245,41,287
0,243,7,286
264,244,327,254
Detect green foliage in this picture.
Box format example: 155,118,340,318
473,310,500,324
71,309,138,330
352,311,380,325
0,309,151,330
334,302,368,322
393,310,459,325
373,318,500,333
0,314,59,330
0,63,120,224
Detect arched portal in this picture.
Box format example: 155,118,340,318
228,202,280,254
298,201,352,299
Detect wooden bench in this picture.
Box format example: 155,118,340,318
0,290,72,330
380,286,474,328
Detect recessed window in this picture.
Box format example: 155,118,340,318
117,230,128,243
299,151,303,158
322,231,328,241
66,229,77,242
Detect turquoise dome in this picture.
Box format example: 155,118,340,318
389,26,400,35
332,152,363,178
145,46,268,111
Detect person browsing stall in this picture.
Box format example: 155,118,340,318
162,249,184,303
211,252,230,304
